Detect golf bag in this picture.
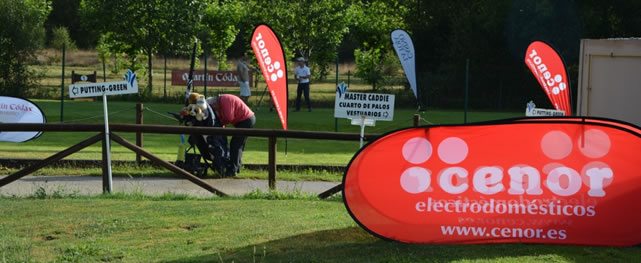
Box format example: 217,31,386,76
187,131,229,176
174,109,230,177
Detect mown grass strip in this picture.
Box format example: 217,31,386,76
1,196,640,262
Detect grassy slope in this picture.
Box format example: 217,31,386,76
1,197,640,262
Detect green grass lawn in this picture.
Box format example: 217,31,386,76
1,196,640,262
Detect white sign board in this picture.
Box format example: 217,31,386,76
335,92,395,121
69,70,138,98
525,101,565,117
66,69,138,193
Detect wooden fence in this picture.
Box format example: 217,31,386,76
0,123,389,198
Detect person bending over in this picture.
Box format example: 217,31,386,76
207,94,256,176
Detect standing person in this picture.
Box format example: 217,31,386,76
207,94,256,177
294,57,312,112
236,55,253,104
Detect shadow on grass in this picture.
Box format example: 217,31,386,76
164,227,641,263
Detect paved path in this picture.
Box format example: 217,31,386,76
0,176,341,197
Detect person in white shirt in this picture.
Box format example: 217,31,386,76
294,57,312,112
236,55,253,104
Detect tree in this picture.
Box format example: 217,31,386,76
45,0,97,48
46,26,77,64
354,47,400,90
0,0,51,97
199,1,244,70
51,26,77,51
577,0,641,38
349,0,408,50
247,0,353,79
80,0,205,95
349,0,407,89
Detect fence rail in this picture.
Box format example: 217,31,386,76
0,123,376,141
0,123,387,198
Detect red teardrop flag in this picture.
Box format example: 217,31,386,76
251,24,288,129
525,41,572,115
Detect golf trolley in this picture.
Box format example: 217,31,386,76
171,113,229,178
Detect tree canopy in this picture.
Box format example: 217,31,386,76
33,0,641,108
80,0,205,94
0,0,51,96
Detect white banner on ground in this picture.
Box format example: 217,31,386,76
391,29,417,99
335,92,395,121
0,96,46,142
525,101,565,116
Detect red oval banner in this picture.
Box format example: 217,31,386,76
525,41,571,115
343,117,641,245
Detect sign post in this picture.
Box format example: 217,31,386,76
101,93,113,192
351,116,376,147
335,90,395,147
69,70,138,193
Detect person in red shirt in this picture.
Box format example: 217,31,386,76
207,94,256,176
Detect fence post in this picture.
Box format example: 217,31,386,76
413,114,420,127
60,44,65,123
268,136,277,190
335,54,339,132
464,58,470,123
203,48,208,97
163,55,167,100
136,103,144,164
102,57,107,82
347,70,351,87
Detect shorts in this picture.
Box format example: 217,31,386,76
239,81,250,96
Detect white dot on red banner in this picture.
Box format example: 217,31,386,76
400,167,431,194
438,137,468,164
402,137,432,164
552,87,560,95
541,131,572,160
559,82,566,91
554,74,563,82
578,129,611,158
274,61,281,69
277,70,283,78
271,74,277,81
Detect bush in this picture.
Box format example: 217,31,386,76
51,26,77,51
354,47,401,90
46,26,77,64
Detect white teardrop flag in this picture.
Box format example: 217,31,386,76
391,29,417,99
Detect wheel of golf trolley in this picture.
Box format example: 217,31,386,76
194,166,207,178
